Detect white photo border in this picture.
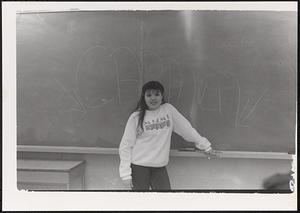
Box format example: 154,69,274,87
2,1,297,211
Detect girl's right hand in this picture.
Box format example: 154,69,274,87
122,179,133,189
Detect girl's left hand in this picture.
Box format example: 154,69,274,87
203,149,222,159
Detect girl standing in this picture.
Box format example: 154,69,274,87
119,81,218,190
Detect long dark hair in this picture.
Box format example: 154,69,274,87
133,81,166,131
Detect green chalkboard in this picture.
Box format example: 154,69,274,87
17,11,296,153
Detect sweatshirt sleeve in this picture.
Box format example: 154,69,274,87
168,104,211,150
119,113,138,180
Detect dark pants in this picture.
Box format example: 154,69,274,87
131,163,171,190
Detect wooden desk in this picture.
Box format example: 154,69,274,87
17,159,85,190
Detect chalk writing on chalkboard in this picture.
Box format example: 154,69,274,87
17,11,296,153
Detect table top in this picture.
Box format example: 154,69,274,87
17,159,85,172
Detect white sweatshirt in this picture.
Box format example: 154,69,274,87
119,103,211,180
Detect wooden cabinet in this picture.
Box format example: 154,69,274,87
17,159,86,190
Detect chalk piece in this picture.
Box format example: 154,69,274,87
178,148,197,152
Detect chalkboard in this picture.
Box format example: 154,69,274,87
17,11,296,153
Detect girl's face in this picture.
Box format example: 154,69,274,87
144,89,163,110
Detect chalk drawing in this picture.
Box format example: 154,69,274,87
35,14,46,27
54,78,87,113
111,46,141,104
238,99,250,125
164,58,184,101
197,80,207,108
190,71,199,127
75,45,108,90
198,80,219,112
70,89,88,113
218,83,222,115
111,55,122,104
284,52,297,76
233,79,250,128
219,71,248,128
177,79,184,101
240,88,268,123
75,44,123,111
290,63,296,75
89,98,114,109
35,14,57,34
234,79,241,128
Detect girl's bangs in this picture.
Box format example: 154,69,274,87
142,81,164,94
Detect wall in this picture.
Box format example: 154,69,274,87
17,147,293,190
